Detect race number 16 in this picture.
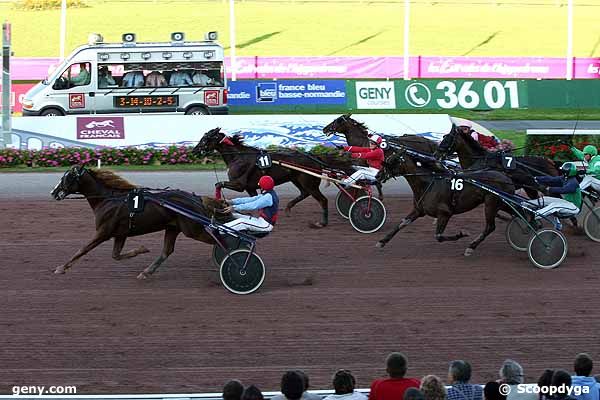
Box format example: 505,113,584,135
436,81,520,109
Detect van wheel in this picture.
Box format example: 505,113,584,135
185,106,210,115
41,108,64,116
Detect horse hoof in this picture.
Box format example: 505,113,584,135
376,241,386,248
138,246,150,254
464,248,474,257
461,230,470,238
284,208,292,217
54,267,66,274
137,272,149,280
309,222,326,229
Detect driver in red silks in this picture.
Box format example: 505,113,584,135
341,134,386,185
458,121,498,150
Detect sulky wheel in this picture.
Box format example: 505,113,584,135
527,228,568,269
348,196,386,234
506,217,535,252
212,235,250,267
220,249,266,295
583,206,600,242
335,187,367,219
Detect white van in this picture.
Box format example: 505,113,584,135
22,32,228,116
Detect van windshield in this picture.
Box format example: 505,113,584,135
44,59,69,85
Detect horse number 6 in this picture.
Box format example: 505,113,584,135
451,178,464,191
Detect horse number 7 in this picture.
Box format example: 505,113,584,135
505,156,513,167
451,178,464,191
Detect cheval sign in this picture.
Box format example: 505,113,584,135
355,81,396,109
77,117,125,139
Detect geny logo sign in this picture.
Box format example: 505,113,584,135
77,117,125,139
355,81,396,109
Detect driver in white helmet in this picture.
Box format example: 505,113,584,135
341,134,385,185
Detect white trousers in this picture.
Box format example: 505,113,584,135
526,196,580,218
223,212,273,233
580,175,600,192
342,166,379,185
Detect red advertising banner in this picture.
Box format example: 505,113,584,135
0,83,35,113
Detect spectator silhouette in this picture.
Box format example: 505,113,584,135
323,370,367,400
446,360,483,400
483,382,506,400
242,385,264,400
223,379,244,400
499,360,536,400
271,371,307,400
538,370,555,400
549,370,576,400
421,375,447,400
369,352,420,400
571,353,600,400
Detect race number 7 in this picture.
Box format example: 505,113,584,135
451,178,464,191
502,155,516,170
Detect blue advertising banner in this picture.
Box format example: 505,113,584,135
228,80,347,106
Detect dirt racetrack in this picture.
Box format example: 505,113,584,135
1,196,599,394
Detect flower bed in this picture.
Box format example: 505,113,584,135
0,146,218,168
525,135,600,161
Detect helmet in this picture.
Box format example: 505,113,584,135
369,134,383,145
258,175,275,191
458,121,473,128
583,145,598,157
560,162,577,177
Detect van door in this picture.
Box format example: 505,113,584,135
48,62,96,114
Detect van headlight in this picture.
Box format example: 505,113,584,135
22,99,34,109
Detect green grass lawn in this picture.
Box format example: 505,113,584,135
0,162,226,173
3,0,599,58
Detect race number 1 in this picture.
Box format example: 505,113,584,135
127,189,145,213
256,153,272,169
451,178,464,191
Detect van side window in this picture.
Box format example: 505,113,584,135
53,62,91,90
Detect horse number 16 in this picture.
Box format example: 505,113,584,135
451,178,464,191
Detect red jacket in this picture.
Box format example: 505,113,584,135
369,377,421,400
344,146,385,169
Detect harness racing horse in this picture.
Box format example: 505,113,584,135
193,127,355,228
435,124,560,199
375,151,516,256
323,114,440,200
51,165,231,279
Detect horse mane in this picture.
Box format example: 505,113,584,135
230,134,245,145
347,117,369,134
88,168,138,190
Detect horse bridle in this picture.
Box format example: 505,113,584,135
437,127,458,159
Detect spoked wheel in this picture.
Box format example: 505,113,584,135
527,228,568,269
506,217,535,252
220,249,266,295
335,188,367,219
583,206,600,242
212,236,250,267
348,196,386,234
